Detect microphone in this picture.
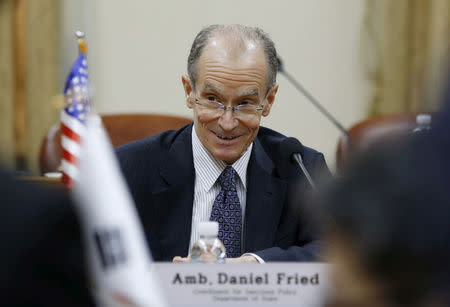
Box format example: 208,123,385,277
277,137,317,191
277,57,352,148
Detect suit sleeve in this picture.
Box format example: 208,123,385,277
252,152,331,261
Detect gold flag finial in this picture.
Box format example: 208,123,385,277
76,30,87,54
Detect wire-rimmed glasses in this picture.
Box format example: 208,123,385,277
193,96,265,119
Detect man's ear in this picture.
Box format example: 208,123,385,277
182,75,194,109
262,83,279,117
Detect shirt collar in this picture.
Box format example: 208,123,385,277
192,125,252,191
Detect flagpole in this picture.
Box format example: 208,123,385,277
76,30,93,109
76,31,87,55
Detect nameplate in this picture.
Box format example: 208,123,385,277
153,263,330,307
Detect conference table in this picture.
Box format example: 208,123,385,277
17,175,65,188
18,176,331,306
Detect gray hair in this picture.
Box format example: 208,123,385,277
187,24,278,91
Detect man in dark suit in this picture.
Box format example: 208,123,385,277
116,24,329,262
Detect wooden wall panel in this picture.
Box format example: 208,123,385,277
0,0,14,169
25,0,61,174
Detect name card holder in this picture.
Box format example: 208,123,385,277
153,263,331,307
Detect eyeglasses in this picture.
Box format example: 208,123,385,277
194,96,265,119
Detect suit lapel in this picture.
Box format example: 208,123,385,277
151,124,195,259
243,138,287,253
148,124,287,257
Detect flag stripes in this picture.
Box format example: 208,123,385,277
61,122,81,143
60,52,90,188
61,159,79,181
61,135,82,157
62,148,77,164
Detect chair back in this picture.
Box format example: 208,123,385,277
39,113,192,174
336,113,430,171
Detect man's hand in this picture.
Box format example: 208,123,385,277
226,255,259,263
172,255,259,263
172,256,189,263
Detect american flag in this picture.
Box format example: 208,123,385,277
61,53,90,188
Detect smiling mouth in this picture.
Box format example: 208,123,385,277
214,132,240,141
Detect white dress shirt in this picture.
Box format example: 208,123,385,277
188,127,265,263
189,126,251,248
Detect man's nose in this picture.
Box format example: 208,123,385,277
218,109,238,131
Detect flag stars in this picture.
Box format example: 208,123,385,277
64,54,89,121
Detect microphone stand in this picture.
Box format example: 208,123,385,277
277,57,352,149
292,153,317,191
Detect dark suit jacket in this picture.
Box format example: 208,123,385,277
116,124,329,262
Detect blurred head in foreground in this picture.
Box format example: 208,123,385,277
319,131,450,306
0,168,94,306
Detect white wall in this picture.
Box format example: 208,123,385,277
62,0,371,171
